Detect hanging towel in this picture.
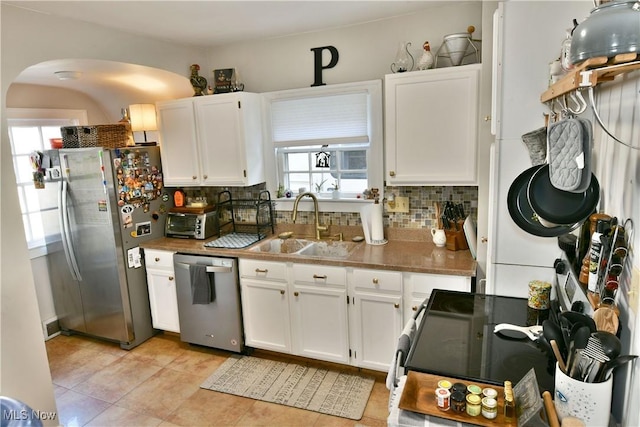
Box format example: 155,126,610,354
385,317,416,391
190,264,216,304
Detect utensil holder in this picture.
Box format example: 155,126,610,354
444,226,468,251
554,363,612,426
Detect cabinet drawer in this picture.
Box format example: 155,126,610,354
143,249,175,269
352,268,402,293
406,272,471,295
292,263,346,287
239,259,287,282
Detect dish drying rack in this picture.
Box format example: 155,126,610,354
205,190,274,249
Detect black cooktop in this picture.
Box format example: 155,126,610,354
405,289,555,393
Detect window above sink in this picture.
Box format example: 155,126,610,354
262,80,383,211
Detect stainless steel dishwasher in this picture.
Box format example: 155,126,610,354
173,253,244,353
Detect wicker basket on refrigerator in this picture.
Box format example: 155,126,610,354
61,124,129,149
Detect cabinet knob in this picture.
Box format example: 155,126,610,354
203,175,208,179
294,291,299,297
154,257,160,262
481,236,488,243
394,303,400,308
255,268,268,274
484,115,492,122
192,175,197,180
168,276,174,281
389,171,396,177
313,274,327,280
372,278,379,284
280,290,285,295
412,306,418,311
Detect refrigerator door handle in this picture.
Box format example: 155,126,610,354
59,179,82,281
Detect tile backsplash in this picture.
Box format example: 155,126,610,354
173,183,477,231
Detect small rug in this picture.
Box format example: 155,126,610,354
200,356,375,420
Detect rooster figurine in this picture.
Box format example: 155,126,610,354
190,64,208,96
417,41,435,70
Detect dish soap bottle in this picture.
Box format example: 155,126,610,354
174,188,186,208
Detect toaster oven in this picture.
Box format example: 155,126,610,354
165,210,218,240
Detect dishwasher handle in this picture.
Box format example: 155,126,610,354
175,262,233,274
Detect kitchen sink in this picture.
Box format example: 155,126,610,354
248,238,360,259
248,238,314,254
296,241,359,259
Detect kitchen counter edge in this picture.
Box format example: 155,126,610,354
140,237,477,277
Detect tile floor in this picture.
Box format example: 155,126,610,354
46,333,390,427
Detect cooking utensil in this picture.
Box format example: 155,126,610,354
550,339,567,373
566,324,591,374
570,1,640,65
558,315,572,353
507,166,582,237
598,355,638,382
542,390,560,427
593,306,619,335
560,310,597,333
592,331,621,361
527,164,600,227
543,320,567,360
493,323,543,341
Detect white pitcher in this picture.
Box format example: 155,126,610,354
431,228,446,247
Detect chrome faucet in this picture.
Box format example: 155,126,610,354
292,192,327,240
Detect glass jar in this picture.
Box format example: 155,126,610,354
435,387,451,411
452,382,467,395
467,384,482,396
437,380,452,391
482,397,498,419
466,394,482,417
451,391,466,413
482,387,498,400
504,394,516,420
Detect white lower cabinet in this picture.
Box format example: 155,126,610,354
239,259,291,353
350,269,403,371
290,263,349,364
143,249,180,333
239,258,471,372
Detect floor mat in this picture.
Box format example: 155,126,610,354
200,356,375,420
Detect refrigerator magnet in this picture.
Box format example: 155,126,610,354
121,204,134,228
135,221,151,237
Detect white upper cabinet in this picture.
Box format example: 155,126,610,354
156,92,265,187
156,98,199,185
384,64,481,185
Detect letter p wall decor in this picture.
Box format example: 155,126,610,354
310,46,339,87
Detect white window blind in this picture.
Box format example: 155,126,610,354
271,92,369,147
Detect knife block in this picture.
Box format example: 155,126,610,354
445,227,468,251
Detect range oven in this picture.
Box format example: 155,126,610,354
404,289,555,393
553,250,594,316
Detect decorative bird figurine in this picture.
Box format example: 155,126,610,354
190,64,208,96
417,41,435,70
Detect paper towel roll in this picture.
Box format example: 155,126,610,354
371,203,384,242
360,205,372,244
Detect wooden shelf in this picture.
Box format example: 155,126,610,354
541,53,640,103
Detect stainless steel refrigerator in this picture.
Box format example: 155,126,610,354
47,146,169,349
